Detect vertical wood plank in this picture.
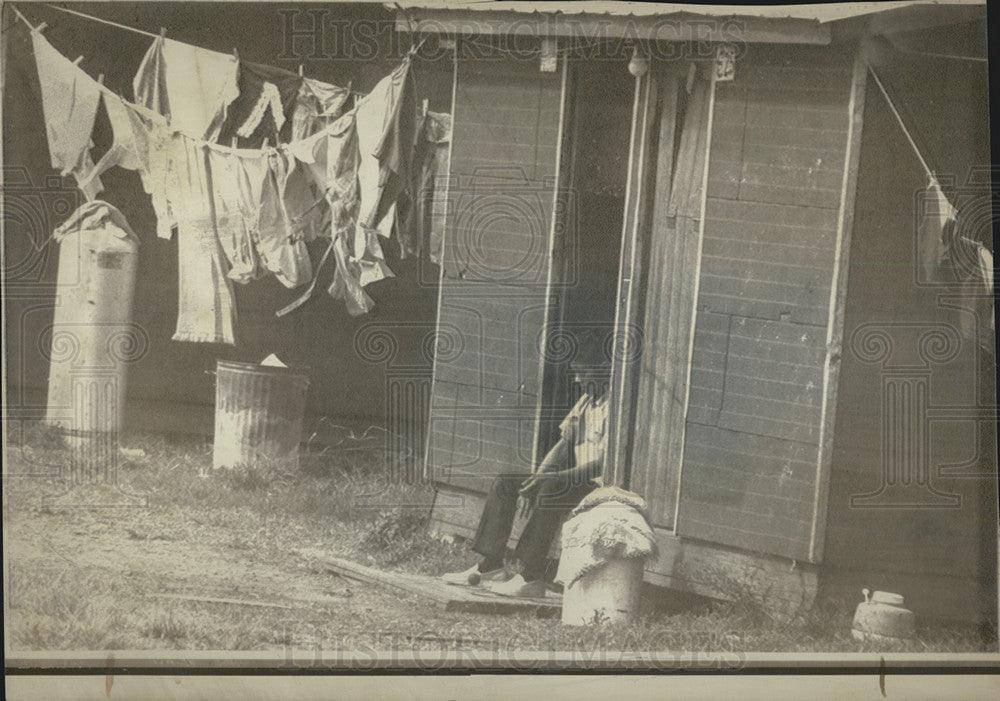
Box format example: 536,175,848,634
671,62,718,532
808,41,869,563
607,66,661,487
531,50,569,471
423,40,460,478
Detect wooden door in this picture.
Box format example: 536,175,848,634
426,44,568,494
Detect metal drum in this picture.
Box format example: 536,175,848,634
212,360,310,470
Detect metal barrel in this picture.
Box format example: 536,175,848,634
212,360,310,470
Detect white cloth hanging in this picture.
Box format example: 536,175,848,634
30,30,102,195
133,35,239,141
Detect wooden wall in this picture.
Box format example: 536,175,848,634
674,44,856,563
426,48,564,497
822,38,996,624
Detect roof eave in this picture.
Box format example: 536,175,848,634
393,9,832,45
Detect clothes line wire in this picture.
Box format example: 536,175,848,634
866,63,935,185
866,63,986,250
12,4,418,156
883,35,989,64
39,2,159,37
21,3,369,98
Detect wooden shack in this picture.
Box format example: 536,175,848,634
402,1,995,626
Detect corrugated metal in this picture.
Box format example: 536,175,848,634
388,0,981,23
212,361,310,470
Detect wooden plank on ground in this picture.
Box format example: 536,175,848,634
297,549,561,618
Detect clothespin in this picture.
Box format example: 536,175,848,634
231,137,238,149
35,21,48,33
233,48,240,62
263,137,270,149
97,74,105,86
159,27,167,38
422,98,429,117
73,56,84,66
298,64,304,77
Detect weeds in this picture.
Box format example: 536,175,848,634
4,423,995,654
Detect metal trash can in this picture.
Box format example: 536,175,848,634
212,360,310,470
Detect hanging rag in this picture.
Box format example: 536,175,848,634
281,148,327,243
325,114,362,236
554,487,658,590
354,60,411,256
257,150,314,288
397,109,452,261
133,35,239,141
30,30,103,197
371,60,418,260
134,108,179,239
205,147,267,283
421,111,452,265
52,200,138,244
164,133,238,344
278,113,376,317
75,93,152,194
917,174,957,283
977,245,994,332
329,232,376,315
290,77,351,142
218,61,303,147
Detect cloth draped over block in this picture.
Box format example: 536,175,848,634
555,487,658,590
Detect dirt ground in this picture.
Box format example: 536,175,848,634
4,424,996,660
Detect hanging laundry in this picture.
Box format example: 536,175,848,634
397,109,451,261
134,107,178,239
424,111,452,266
371,60,418,246
75,93,151,195
329,233,376,316
257,150,314,288
290,77,351,142
164,133,238,344
281,151,327,243
977,245,994,333
286,112,360,237
218,62,302,147
30,30,102,194
917,174,957,284
354,60,411,252
133,35,239,141
205,146,267,284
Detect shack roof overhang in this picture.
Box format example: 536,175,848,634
389,1,986,45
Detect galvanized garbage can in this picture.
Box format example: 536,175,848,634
212,360,310,470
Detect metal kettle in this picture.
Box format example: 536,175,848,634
851,588,916,642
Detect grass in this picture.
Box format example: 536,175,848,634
4,421,996,656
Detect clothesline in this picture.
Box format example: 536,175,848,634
866,63,935,182
867,62,982,255
18,3,371,99
13,6,420,159
884,35,989,64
